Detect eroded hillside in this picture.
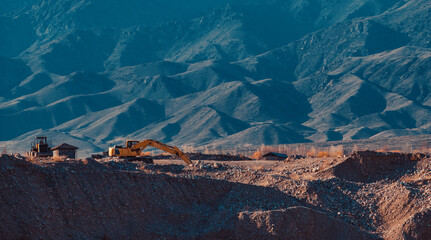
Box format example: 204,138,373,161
1,152,430,239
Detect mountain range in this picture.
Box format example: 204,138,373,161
0,0,430,156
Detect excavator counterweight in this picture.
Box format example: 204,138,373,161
108,139,193,165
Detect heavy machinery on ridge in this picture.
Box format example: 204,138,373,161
27,136,53,157
108,139,193,165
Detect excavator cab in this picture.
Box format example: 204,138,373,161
126,140,139,148
109,140,151,163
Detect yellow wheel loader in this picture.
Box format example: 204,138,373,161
108,139,193,165
27,136,53,157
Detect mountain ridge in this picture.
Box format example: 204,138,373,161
0,0,430,155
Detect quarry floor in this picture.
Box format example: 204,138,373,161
1,153,431,239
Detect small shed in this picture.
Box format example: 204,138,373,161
52,143,79,159
262,152,288,161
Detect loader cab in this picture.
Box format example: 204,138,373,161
36,137,49,153
28,136,53,157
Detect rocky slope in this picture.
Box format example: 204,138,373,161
0,155,375,239
1,151,431,239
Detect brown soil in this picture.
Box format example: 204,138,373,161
236,207,371,239
322,151,421,182
1,151,431,239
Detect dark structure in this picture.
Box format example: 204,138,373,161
52,143,79,159
27,136,53,157
262,152,288,161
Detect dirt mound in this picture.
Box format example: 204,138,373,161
371,181,418,239
399,208,431,240
324,151,418,182
236,206,377,240
3,154,430,239
0,155,374,239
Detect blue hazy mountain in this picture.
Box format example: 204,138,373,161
0,0,430,154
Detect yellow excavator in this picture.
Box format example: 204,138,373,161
108,139,193,165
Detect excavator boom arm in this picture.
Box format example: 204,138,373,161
131,140,193,165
